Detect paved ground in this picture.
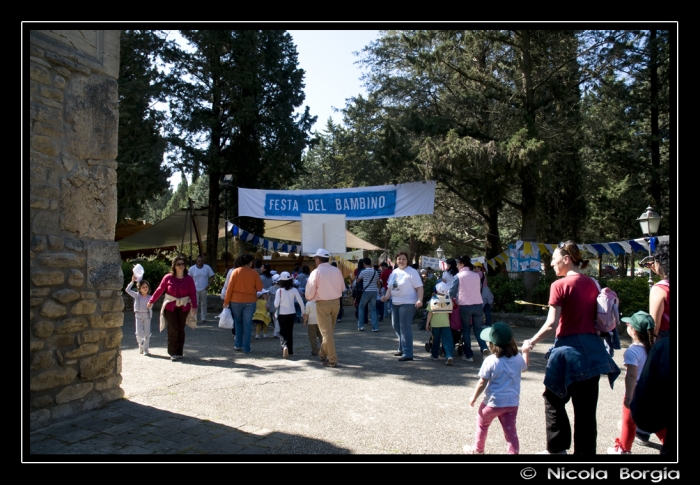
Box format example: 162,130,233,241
27,306,665,460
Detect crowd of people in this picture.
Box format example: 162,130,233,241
127,240,671,455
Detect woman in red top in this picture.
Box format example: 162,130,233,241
523,241,612,454
649,241,670,342
148,255,198,361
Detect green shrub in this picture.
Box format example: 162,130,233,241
489,273,525,313
122,258,171,291
601,276,656,317
209,272,227,296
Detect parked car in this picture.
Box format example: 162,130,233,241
600,264,617,277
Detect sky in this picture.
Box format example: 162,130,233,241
168,30,380,189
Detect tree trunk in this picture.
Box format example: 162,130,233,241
484,203,501,276
649,29,661,208
206,170,221,269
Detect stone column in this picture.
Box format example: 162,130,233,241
29,30,124,430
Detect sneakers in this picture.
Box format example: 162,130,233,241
171,355,182,361
255,334,260,339
319,355,328,362
463,445,484,455
430,356,439,361
358,327,365,331
372,329,379,332
607,445,631,454
143,350,150,356
462,354,473,362
634,437,652,447
323,361,337,368
482,348,490,357
446,357,454,366
234,347,243,351
262,333,268,338
393,352,403,356
398,357,414,361
283,346,289,358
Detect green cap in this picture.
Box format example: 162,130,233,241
479,321,513,347
621,311,655,333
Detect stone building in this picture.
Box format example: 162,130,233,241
29,30,124,430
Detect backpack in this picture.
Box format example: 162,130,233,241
431,294,454,314
593,282,620,333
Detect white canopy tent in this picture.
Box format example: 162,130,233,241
117,209,381,252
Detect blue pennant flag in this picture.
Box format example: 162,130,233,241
232,225,239,237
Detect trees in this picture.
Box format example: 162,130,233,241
356,30,590,296
165,30,315,266
116,30,172,222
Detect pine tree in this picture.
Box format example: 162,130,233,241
164,30,315,265
116,30,172,222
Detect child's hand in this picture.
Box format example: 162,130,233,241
521,345,530,354
131,275,137,282
469,396,476,407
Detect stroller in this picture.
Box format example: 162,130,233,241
424,298,464,356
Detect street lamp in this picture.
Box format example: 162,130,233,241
636,206,662,288
436,246,444,260
220,174,233,270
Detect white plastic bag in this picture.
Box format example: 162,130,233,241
218,307,234,329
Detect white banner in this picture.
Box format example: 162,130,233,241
238,181,436,221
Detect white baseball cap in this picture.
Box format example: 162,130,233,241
279,271,293,281
272,274,280,283
312,248,330,258
256,289,269,297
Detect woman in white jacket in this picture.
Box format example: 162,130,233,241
274,271,305,358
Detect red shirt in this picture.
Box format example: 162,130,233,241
150,274,198,313
380,268,393,290
548,273,598,338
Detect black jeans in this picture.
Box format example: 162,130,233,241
165,307,187,356
543,374,600,454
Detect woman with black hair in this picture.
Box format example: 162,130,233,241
223,253,262,354
442,258,458,291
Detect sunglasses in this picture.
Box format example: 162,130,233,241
557,241,567,249
175,262,185,267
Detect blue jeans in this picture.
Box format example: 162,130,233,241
358,291,379,330
431,326,454,359
384,297,392,318
230,302,255,353
483,303,492,327
392,304,416,358
459,304,486,359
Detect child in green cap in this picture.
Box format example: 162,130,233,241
464,322,529,454
607,311,665,454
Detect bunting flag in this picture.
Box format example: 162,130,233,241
485,236,669,272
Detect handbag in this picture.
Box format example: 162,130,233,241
218,307,234,329
353,270,376,307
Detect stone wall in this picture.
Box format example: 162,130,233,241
29,30,124,430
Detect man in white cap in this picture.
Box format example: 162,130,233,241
305,248,346,368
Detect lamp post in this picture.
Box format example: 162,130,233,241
436,245,444,260
220,174,233,271
636,206,662,289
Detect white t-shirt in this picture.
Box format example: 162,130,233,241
304,300,318,325
387,267,423,305
442,270,454,288
623,342,647,383
478,353,528,408
189,264,215,291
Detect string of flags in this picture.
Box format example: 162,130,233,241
229,222,358,275
485,236,669,271
230,222,301,255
